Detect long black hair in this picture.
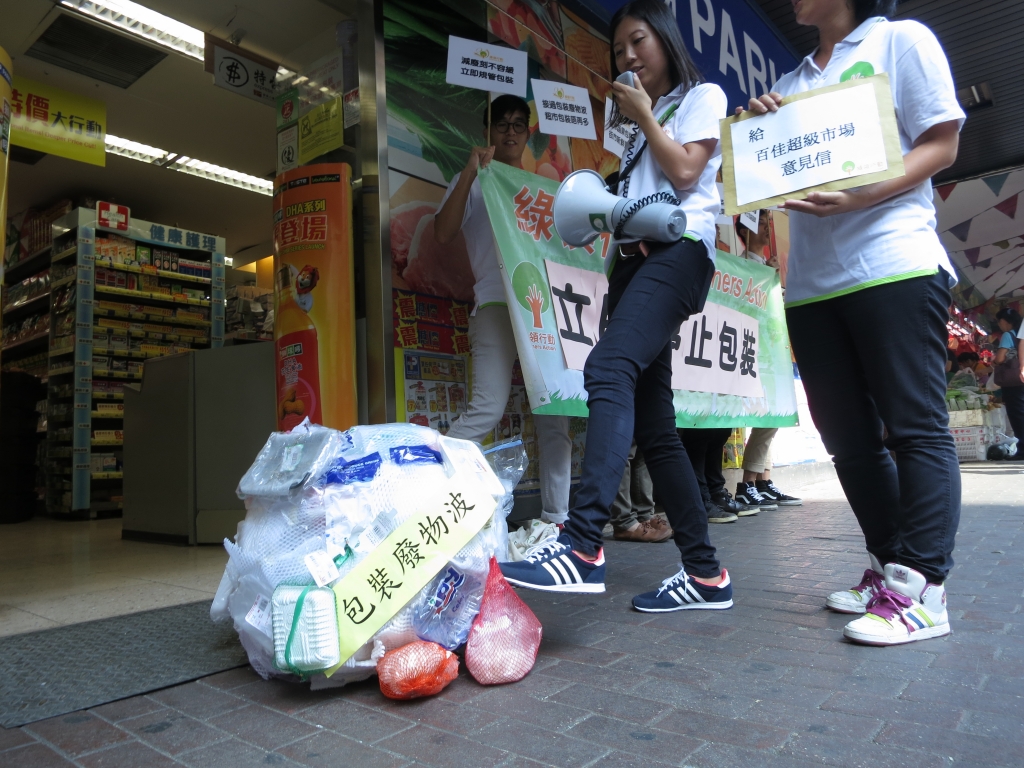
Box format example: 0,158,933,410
853,1,899,23
607,0,703,130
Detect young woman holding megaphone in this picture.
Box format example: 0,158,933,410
501,0,735,612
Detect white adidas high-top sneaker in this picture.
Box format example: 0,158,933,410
843,563,950,646
826,553,884,614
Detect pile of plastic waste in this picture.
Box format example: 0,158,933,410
211,419,542,696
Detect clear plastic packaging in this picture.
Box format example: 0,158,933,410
272,586,341,674
413,564,483,649
238,418,344,497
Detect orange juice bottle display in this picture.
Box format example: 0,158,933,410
275,265,322,430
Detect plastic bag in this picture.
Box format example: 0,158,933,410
377,641,460,699
237,418,343,497
465,557,543,685
413,564,483,649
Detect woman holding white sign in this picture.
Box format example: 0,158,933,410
501,0,735,613
738,0,965,645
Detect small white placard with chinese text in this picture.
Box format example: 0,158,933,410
671,303,763,399
729,83,886,207
532,80,596,140
446,36,527,98
603,98,634,158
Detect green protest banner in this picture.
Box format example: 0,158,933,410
477,162,797,428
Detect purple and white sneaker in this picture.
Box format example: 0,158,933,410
843,563,950,646
826,553,884,614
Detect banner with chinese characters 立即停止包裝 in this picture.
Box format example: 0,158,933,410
10,76,106,166
477,161,798,428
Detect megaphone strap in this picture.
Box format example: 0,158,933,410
616,102,683,195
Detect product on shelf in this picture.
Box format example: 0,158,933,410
3,269,50,309
2,312,50,348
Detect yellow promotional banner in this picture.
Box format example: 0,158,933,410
0,48,12,259
297,97,342,165
327,479,496,674
273,163,357,431
10,76,106,166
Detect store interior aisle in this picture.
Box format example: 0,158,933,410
0,519,226,637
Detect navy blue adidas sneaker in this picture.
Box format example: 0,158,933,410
499,534,606,593
632,567,733,612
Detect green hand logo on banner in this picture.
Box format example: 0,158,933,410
513,262,548,328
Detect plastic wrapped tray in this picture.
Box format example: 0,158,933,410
272,585,341,674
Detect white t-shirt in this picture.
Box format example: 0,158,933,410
438,172,507,311
772,17,966,306
618,82,727,262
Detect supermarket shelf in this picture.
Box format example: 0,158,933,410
117,328,208,344
92,369,143,380
94,285,210,307
2,291,50,316
94,259,211,285
4,246,51,283
2,331,50,354
48,366,75,376
51,245,78,264
94,306,211,327
51,275,75,290
91,411,123,418
94,347,169,360
92,392,125,400
50,346,74,358
91,439,123,446
91,471,123,480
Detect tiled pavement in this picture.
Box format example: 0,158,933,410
3,463,1023,768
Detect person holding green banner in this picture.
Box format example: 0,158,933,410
501,0,734,612
435,94,572,527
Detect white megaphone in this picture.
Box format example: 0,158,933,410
553,169,687,247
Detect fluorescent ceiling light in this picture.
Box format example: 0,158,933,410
61,0,296,83
61,0,205,60
105,133,273,196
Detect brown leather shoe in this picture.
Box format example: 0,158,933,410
645,516,672,536
613,520,672,543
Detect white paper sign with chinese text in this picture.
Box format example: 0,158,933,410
603,98,634,159
214,46,277,107
544,260,607,371
446,35,527,98
671,303,763,399
532,80,596,140
729,82,887,207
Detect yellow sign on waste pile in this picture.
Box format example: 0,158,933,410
328,477,496,675
11,76,106,166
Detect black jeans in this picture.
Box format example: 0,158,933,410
1001,383,1024,445
786,272,961,583
563,239,720,578
678,428,732,501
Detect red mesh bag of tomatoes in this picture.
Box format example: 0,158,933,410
465,557,543,685
377,640,459,700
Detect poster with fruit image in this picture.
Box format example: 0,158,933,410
272,163,357,432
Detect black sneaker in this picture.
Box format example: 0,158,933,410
703,489,737,524
632,567,734,612
499,534,606,593
757,480,802,506
735,481,773,512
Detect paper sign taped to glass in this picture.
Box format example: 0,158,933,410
477,162,797,428
720,75,905,215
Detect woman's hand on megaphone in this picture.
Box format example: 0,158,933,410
465,146,497,176
611,71,652,126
